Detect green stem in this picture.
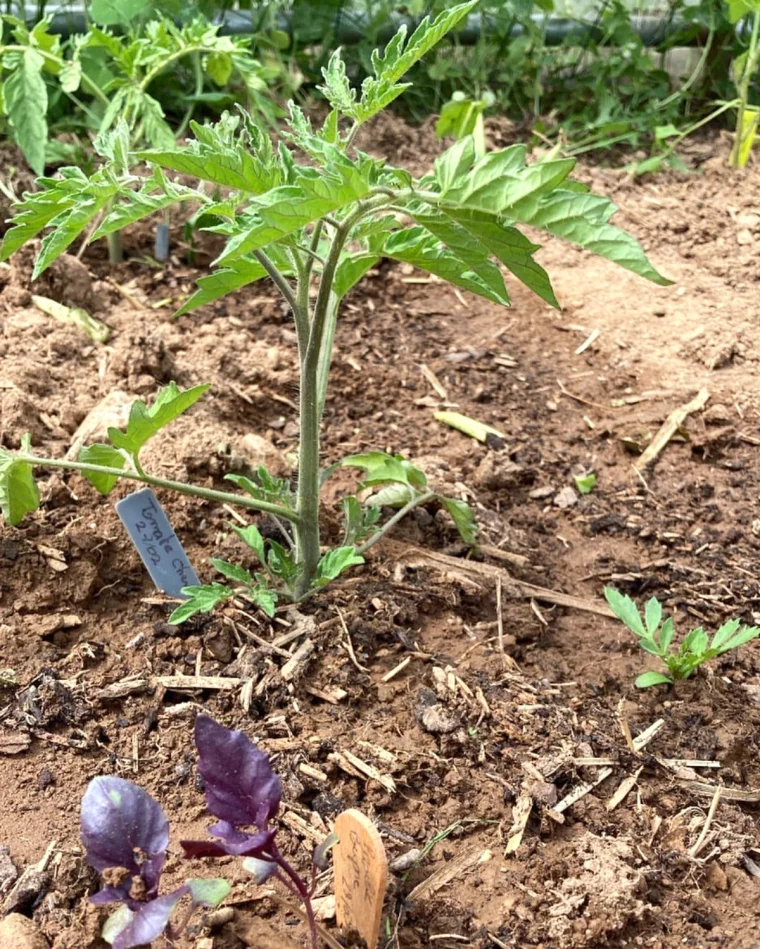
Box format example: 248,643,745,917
731,11,760,168
357,491,436,556
0,46,110,107
18,455,300,523
175,51,204,141
252,249,298,314
107,230,123,265
139,45,212,93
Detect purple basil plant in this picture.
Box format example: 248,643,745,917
181,714,336,949
80,776,230,949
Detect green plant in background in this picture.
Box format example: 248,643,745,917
605,588,760,688
727,0,760,166
0,2,669,618
435,89,495,157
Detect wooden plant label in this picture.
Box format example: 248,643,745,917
116,488,199,598
334,809,388,949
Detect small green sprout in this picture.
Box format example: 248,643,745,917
574,471,596,495
604,587,760,688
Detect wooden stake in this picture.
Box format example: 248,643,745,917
334,810,388,949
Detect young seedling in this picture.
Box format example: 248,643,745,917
0,1,669,620
605,586,760,688
181,715,335,949
80,776,230,949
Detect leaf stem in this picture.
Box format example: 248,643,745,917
269,849,318,949
18,455,300,523
252,249,299,314
357,490,437,556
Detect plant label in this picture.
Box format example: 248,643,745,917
334,809,388,949
116,488,198,598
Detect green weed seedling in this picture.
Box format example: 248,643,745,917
605,587,760,688
0,2,669,622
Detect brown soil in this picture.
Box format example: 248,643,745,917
1,119,760,949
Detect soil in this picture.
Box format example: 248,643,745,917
1,117,760,949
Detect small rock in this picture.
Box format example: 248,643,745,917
36,768,55,791
703,403,732,424
554,486,578,509
238,433,288,477
736,211,760,228
737,228,754,246
419,704,460,734
529,485,555,500
653,308,666,318
705,861,728,891
0,913,50,949
530,781,558,808
390,849,422,873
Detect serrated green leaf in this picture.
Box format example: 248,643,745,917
710,618,742,651
319,48,356,114
659,616,675,653
635,670,672,689
205,51,233,86
231,524,266,566
187,878,231,908
716,624,760,654
176,258,269,317
138,115,281,196
210,558,255,586
77,443,125,495
604,587,648,638
60,55,82,94
682,627,708,656
644,597,662,635
334,253,380,298
441,208,559,307
441,496,478,545
4,48,48,174
508,189,672,286
382,226,508,305
169,582,233,624
216,168,372,265
315,546,365,586
266,540,300,582
434,137,476,195
251,584,277,617
341,496,381,544
107,382,211,460
0,436,40,525
356,1,477,123
90,0,150,26
370,482,414,507
342,451,427,489
442,147,575,212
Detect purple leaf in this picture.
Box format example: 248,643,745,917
81,777,168,900
181,822,276,859
110,890,185,949
194,715,282,829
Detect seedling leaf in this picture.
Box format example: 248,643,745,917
107,382,211,460
315,546,364,586
574,472,596,495
604,587,647,638
441,497,478,546
342,451,427,489
211,558,255,586
635,670,672,689
716,624,760,654
186,878,231,908
78,443,126,495
644,597,662,636
169,583,234,625
0,436,40,525
231,524,266,565
710,618,742,651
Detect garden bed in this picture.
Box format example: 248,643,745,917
1,121,759,949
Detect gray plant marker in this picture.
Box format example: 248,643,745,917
116,488,199,598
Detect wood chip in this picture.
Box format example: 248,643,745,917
280,808,327,845
420,363,448,400
607,767,643,811
635,388,710,470
575,327,600,355
299,762,328,783
0,731,31,755
408,848,491,901
382,656,412,682
280,638,315,682
151,675,242,692
329,751,396,794
96,678,150,700
305,685,348,705
505,795,533,854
